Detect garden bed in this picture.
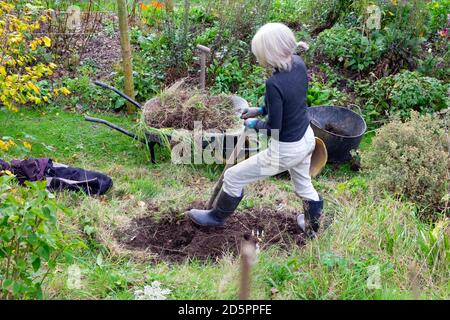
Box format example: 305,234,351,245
114,203,306,263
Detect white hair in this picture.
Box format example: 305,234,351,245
251,23,299,72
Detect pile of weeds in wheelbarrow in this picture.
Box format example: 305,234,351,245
142,80,240,131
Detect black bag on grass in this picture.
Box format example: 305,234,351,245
46,164,113,196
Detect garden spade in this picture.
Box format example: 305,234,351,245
208,127,248,209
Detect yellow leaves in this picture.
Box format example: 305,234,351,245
0,139,15,151
53,87,71,96
0,170,14,177
23,141,32,150
0,1,57,111
30,37,51,51
30,40,39,51
42,36,51,47
27,81,40,94
61,87,70,96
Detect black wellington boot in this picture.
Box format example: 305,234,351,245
297,197,323,238
188,190,243,227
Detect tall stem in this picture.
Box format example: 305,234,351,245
117,0,136,114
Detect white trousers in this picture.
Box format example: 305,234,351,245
222,126,320,201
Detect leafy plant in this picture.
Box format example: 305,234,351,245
356,71,449,125
209,56,266,105
195,25,220,47
0,1,69,111
314,26,385,72
140,1,166,27
270,0,303,27
0,177,80,299
417,49,450,82
300,0,355,34
427,0,450,35
361,112,449,218
373,0,429,74
58,73,125,111
0,135,36,155
307,80,348,107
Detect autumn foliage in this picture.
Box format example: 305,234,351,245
0,1,68,112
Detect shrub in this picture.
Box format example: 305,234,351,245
357,71,449,125
301,0,355,34
427,0,450,35
417,5,449,82
57,64,125,111
309,1,430,76
270,0,303,27
0,176,79,299
209,56,266,106
314,26,385,72
361,112,449,218
417,48,450,82
373,0,429,74
0,1,68,111
207,0,273,70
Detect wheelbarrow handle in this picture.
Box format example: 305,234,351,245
93,81,142,110
85,116,142,142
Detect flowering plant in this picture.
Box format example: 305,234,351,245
139,1,165,27
133,281,171,300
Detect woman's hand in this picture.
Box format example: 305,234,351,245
297,41,309,51
241,107,263,119
244,118,258,129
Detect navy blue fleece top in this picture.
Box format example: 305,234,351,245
255,55,310,142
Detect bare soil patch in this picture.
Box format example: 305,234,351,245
114,204,306,263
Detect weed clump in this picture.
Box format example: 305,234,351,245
361,112,449,217
142,81,239,131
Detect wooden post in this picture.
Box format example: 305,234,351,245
117,0,135,114
239,241,256,300
196,45,210,91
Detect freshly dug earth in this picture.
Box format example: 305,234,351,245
324,123,349,136
115,206,306,263
143,81,240,131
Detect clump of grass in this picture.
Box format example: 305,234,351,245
129,179,161,198
252,195,450,300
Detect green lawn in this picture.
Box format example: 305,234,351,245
1,109,448,300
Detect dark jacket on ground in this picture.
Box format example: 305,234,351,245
0,158,112,196
255,55,310,142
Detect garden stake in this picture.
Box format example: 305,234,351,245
208,128,247,209
239,240,256,300
197,44,211,91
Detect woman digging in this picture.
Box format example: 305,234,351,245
188,23,323,238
